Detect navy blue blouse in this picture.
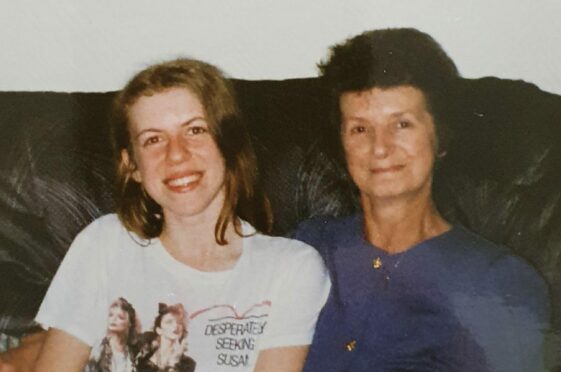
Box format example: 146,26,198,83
295,214,550,372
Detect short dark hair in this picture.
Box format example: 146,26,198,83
111,58,272,242
319,28,459,153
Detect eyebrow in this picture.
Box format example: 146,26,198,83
341,115,367,122
342,111,412,121
133,116,207,139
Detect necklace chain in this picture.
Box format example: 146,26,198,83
372,251,408,288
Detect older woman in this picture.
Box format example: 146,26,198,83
30,58,330,372
296,28,550,371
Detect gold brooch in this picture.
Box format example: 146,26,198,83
372,257,382,269
345,340,357,351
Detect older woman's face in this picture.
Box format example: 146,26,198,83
340,86,437,203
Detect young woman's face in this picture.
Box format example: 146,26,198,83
107,306,130,334
125,87,226,223
157,313,184,341
340,86,437,203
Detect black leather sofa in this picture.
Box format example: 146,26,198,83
1,77,560,347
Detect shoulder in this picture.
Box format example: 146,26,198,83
179,355,196,370
77,213,125,237
69,213,139,255
295,214,351,234
445,225,549,307
443,227,551,370
293,214,358,245
243,231,331,310
429,225,514,270
249,231,324,267
243,222,327,278
445,225,538,273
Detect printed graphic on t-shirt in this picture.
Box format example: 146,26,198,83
194,300,270,368
84,297,270,371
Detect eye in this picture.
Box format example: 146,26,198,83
142,135,162,147
396,120,411,129
349,125,367,134
186,124,208,136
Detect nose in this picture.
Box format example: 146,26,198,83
371,128,392,158
166,136,191,163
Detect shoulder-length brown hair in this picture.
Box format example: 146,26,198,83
111,58,272,243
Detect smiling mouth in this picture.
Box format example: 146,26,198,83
371,165,404,174
165,173,202,189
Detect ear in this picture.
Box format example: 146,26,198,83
121,149,142,183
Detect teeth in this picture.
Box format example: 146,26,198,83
167,174,200,187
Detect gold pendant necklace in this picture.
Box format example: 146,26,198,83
371,252,408,289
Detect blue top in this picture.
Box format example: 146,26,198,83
295,214,550,372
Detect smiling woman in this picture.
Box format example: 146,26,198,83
340,86,438,211
17,58,331,372
295,28,551,371
110,59,266,245
124,88,228,243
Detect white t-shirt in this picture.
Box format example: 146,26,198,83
36,214,330,371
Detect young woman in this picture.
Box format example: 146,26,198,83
32,59,330,372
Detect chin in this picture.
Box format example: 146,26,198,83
169,201,220,219
363,185,423,201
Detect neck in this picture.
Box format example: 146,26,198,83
361,189,450,254
159,337,174,351
160,211,242,272
108,334,126,352
153,338,176,368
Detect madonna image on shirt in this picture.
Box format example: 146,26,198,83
135,302,196,372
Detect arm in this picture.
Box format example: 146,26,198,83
490,256,551,371
33,328,90,372
0,331,46,372
30,219,110,371
462,253,551,371
254,240,330,372
254,345,309,372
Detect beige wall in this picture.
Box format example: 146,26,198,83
1,0,560,93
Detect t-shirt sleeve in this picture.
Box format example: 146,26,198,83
259,241,331,350
35,220,109,346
